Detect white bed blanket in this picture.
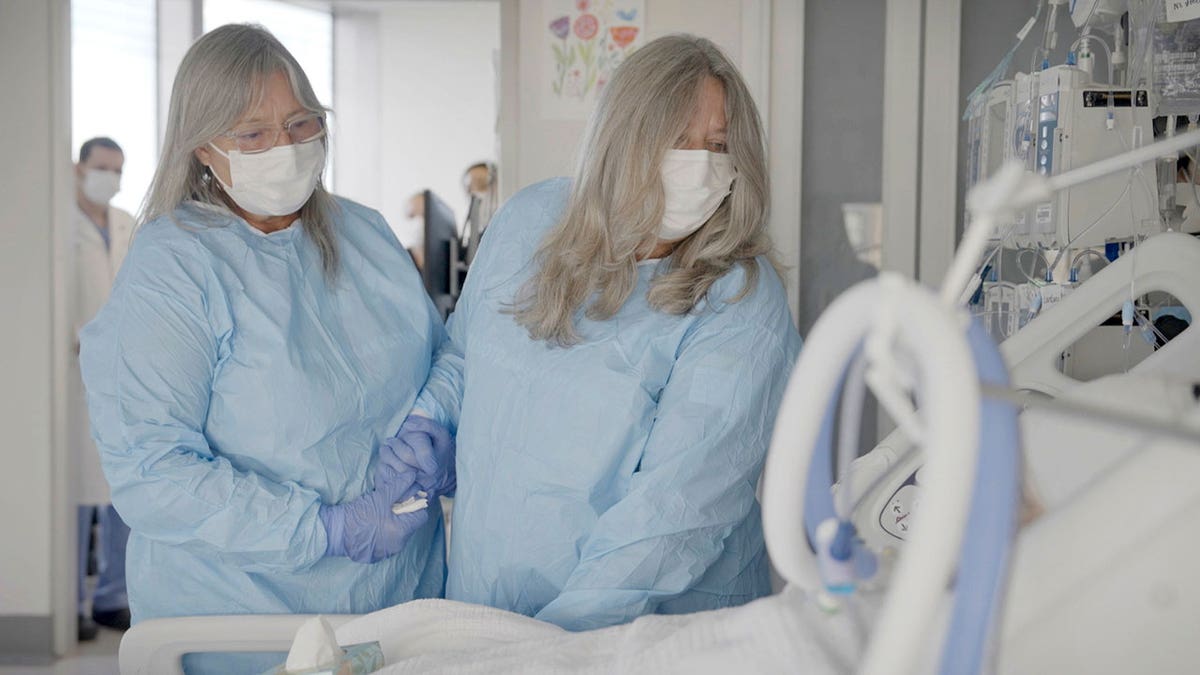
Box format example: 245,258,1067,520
334,589,868,674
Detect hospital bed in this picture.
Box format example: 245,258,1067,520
119,146,1200,674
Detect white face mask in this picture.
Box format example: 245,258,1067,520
82,168,120,205
659,149,736,241
209,140,325,217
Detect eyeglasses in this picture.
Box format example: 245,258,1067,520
220,112,326,154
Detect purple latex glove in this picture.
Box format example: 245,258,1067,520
318,477,429,564
377,415,456,497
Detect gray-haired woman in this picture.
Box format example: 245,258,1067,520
380,34,802,631
80,24,450,673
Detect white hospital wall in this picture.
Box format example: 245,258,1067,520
332,7,383,221
334,1,501,247
0,0,74,658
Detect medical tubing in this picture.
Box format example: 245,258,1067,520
937,321,1023,675
963,222,1022,308
960,199,1036,305
981,383,1200,445
1015,246,1048,285
1078,0,1102,32
1045,127,1200,195
1126,243,1140,365
963,241,1004,305
1113,113,1166,229
802,383,845,558
1033,0,1058,71
1027,289,1044,322
1134,310,1170,344
762,275,982,675
836,354,869,521
1026,127,1200,279
860,280,982,675
1044,178,1133,275
1189,150,1200,219
947,210,998,307
1126,0,1164,90
1042,0,1058,53
1070,34,1115,84
1070,248,1109,277
982,231,1010,271
1129,237,1140,305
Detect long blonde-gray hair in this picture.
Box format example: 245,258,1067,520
513,34,775,346
140,24,340,277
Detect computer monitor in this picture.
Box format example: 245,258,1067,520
421,190,459,318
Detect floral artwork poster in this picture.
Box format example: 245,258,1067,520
541,0,645,120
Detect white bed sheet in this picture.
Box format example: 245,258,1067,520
334,589,870,674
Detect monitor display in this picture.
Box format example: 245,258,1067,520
422,190,459,318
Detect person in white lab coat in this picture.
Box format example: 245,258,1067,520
70,136,135,640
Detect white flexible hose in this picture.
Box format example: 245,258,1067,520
761,273,981,675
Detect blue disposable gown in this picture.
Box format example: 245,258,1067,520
416,178,802,632
80,199,446,673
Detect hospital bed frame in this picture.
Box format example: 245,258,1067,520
119,614,355,674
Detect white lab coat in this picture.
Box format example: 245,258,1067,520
70,203,135,505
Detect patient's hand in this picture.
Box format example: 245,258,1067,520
377,415,456,499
